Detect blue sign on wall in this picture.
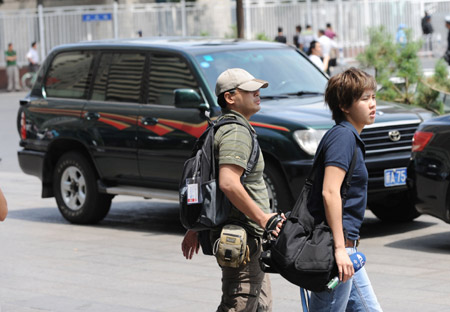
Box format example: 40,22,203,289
82,13,112,22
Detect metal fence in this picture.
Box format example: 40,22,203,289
0,0,449,67
250,0,450,57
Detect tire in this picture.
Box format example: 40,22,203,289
53,152,112,224
263,162,293,213
368,191,420,222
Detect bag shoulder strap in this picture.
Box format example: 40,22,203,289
305,129,358,197
340,146,358,200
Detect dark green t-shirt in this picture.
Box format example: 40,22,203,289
5,50,16,66
214,109,270,237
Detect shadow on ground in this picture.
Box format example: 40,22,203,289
360,215,437,239
7,198,186,235
385,231,450,254
361,214,450,254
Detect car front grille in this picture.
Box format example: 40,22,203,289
361,121,420,155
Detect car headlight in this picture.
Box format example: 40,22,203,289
293,129,327,156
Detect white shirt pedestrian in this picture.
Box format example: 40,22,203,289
26,47,39,65
309,54,324,71
318,34,337,58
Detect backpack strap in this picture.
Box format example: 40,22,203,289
213,117,260,180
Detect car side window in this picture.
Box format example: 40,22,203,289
148,54,199,106
44,51,94,99
92,52,146,103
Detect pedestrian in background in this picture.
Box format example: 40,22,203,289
445,16,450,65
308,40,325,71
299,25,315,53
293,25,302,49
26,41,40,73
318,29,338,74
421,12,434,56
181,68,284,312
325,23,337,40
274,26,287,43
0,187,8,221
5,43,20,92
396,24,407,48
308,68,382,311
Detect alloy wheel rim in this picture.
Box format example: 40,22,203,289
60,166,86,211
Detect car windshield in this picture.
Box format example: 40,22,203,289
194,47,328,98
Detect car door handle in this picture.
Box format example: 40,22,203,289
84,112,100,121
141,117,158,126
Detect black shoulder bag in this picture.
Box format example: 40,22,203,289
260,141,357,292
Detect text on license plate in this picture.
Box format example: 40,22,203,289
384,167,407,187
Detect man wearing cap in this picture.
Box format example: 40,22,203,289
181,68,284,311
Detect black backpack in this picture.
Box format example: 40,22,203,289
179,117,260,254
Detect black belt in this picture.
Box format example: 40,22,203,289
345,238,360,248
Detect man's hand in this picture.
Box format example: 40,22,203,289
181,230,199,260
263,213,286,237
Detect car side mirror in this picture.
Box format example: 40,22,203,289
174,89,209,110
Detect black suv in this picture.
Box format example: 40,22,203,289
17,38,433,224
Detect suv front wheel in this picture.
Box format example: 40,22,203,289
263,162,292,214
53,152,112,224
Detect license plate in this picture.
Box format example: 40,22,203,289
384,167,407,187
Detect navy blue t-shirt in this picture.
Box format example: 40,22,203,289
307,121,367,240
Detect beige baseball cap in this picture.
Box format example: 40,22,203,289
215,68,269,96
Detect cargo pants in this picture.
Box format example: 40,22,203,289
217,236,272,312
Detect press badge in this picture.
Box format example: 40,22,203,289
186,178,202,205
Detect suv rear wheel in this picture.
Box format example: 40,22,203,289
263,162,292,214
53,152,112,224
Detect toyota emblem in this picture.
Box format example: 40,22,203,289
388,130,401,142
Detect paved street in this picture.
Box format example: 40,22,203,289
1,91,450,311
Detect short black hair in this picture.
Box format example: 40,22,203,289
296,25,302,32
319,29,325,36
325,67,376,122
278,27,283,33
31,41,36,47
217,93,226,108
326,23,331,28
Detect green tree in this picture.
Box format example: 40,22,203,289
356,26,396,82
255,32,270,41
416,59,450,114
357,26,422,105
432,59,450,91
